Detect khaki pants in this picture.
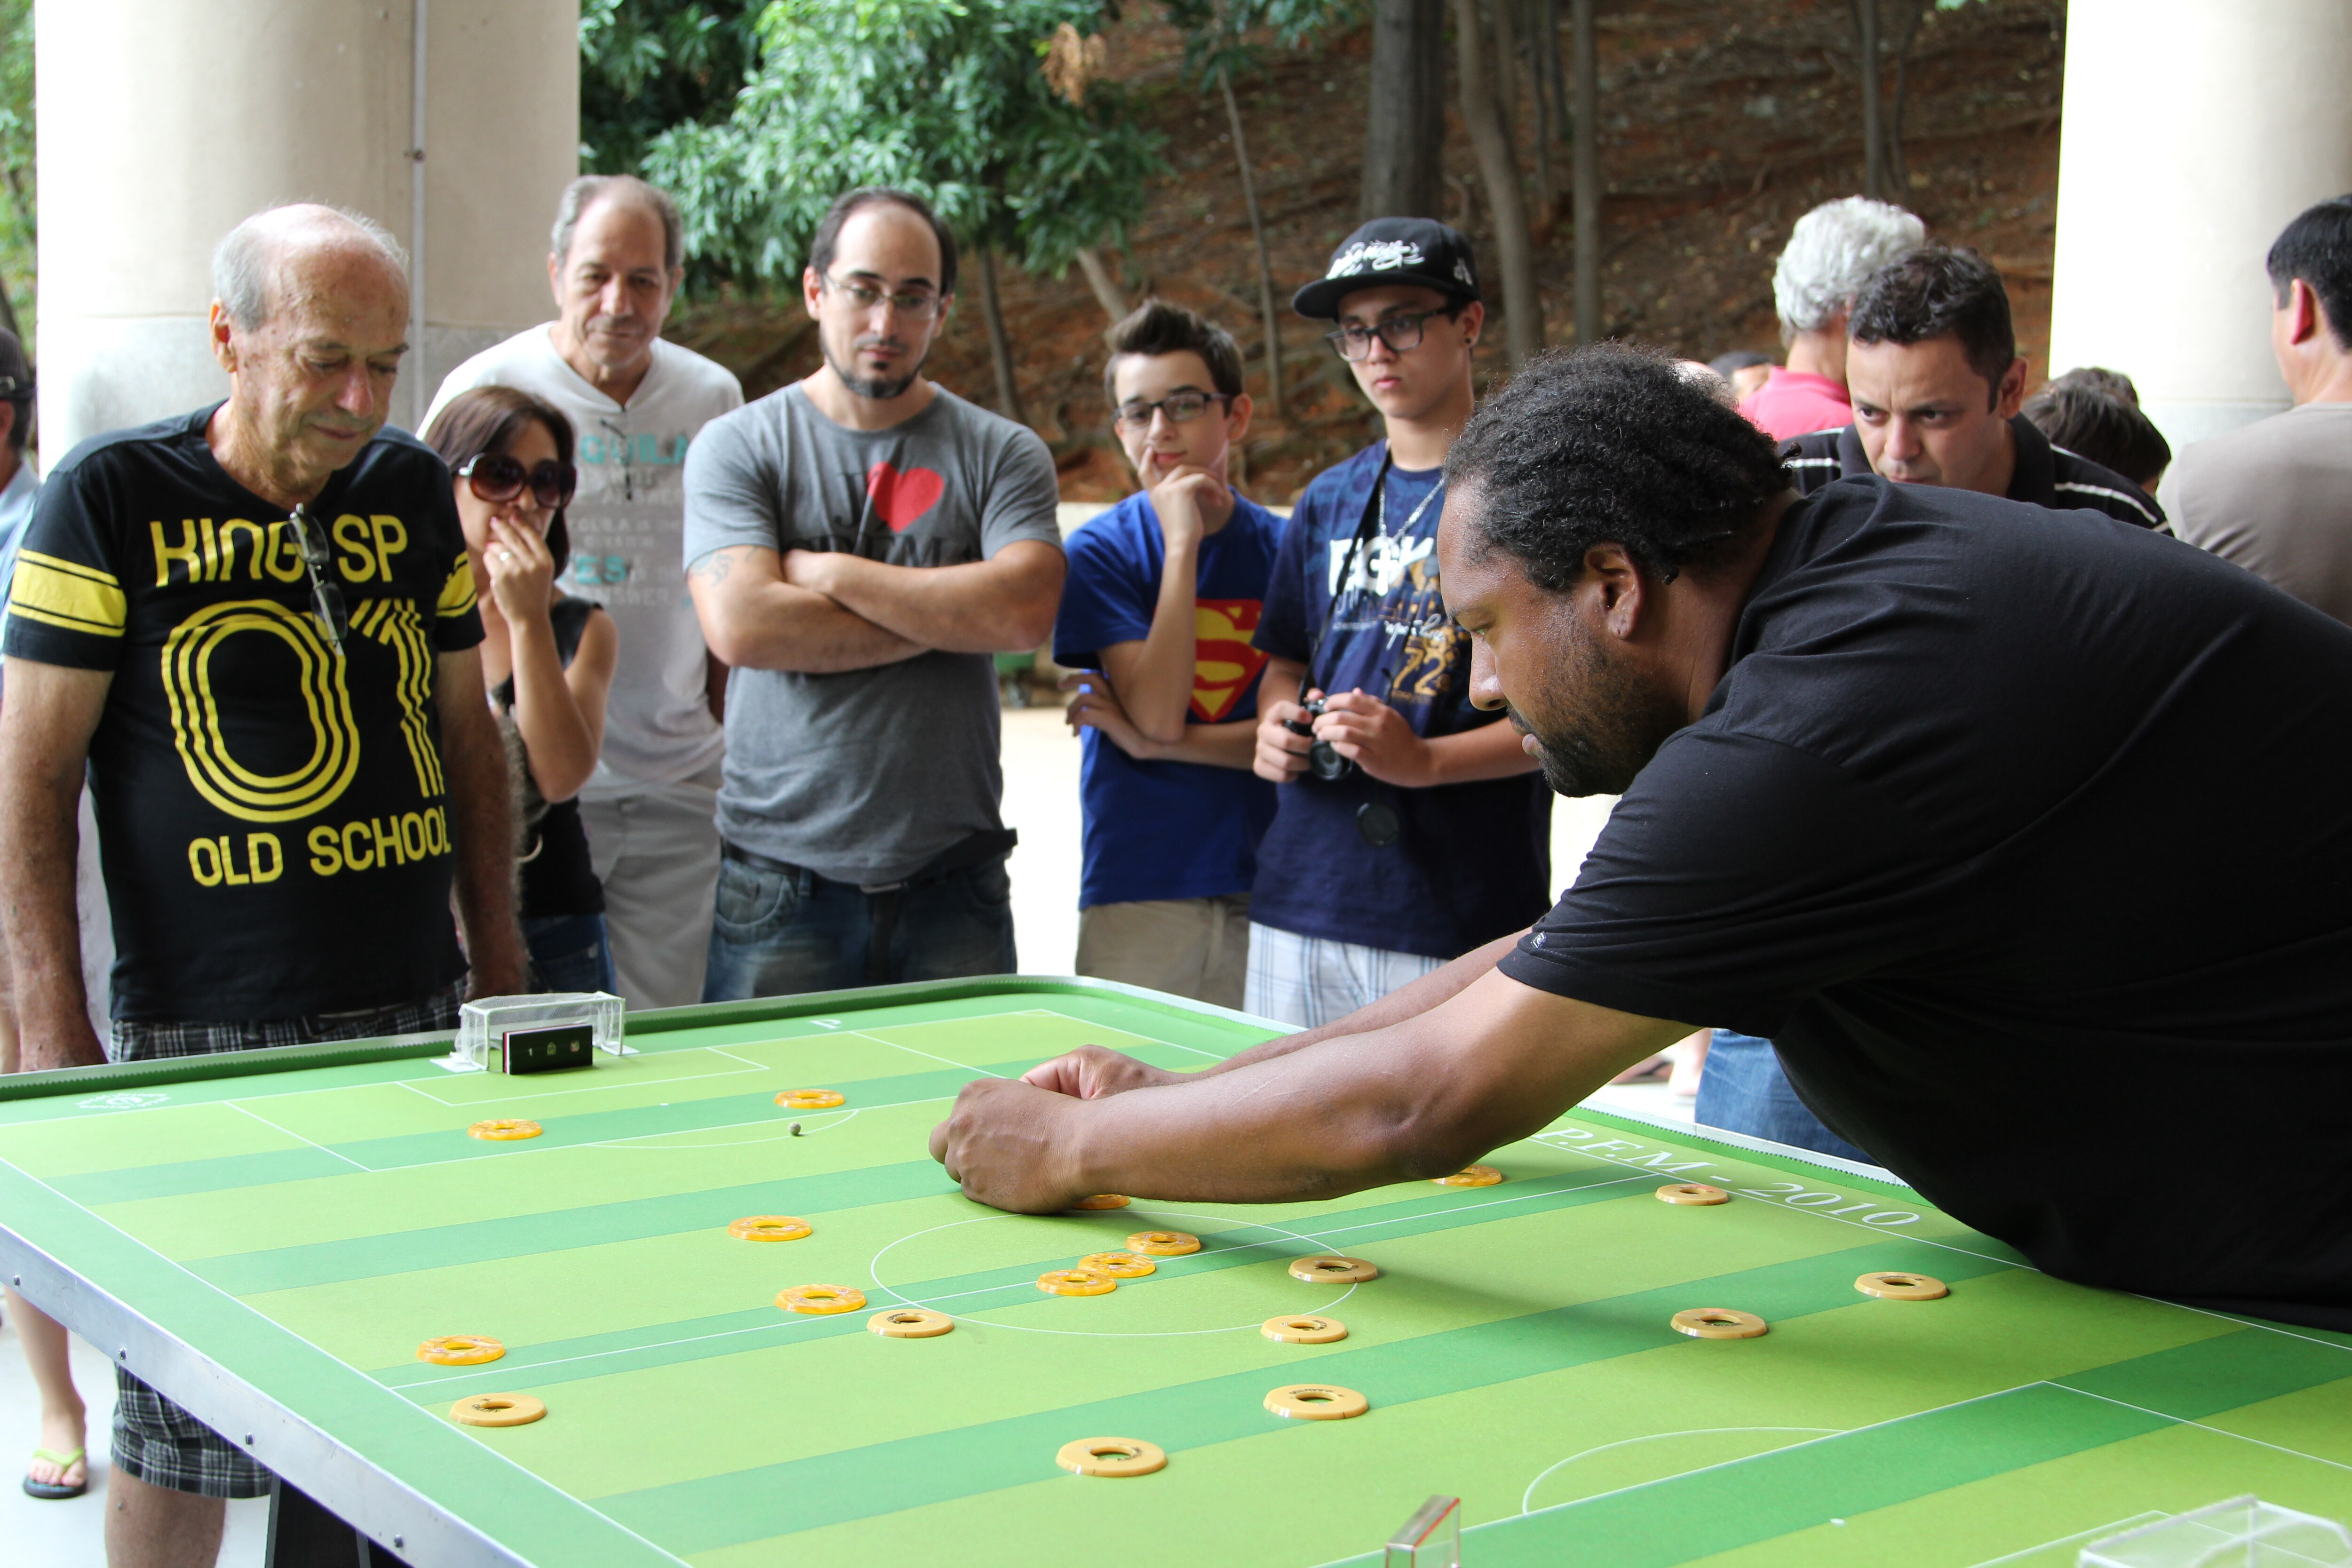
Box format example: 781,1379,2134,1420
1075,894,1251,1009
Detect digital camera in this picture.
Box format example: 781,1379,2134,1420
1286,695,1356,782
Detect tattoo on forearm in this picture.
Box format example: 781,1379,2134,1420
690,550,736,584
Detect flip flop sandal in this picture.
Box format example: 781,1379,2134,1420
23,1445,87,1500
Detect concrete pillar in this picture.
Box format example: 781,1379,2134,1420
34,0,578,457
2048,0,2352,452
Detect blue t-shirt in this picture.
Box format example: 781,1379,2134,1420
1249,441,1552,957
1054,491,1282,909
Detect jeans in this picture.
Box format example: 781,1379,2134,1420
525,912,618,995
702,849,1017,1000
1695,1030,1872,1163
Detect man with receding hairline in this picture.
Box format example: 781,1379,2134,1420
430,174,745,1008
0,201,520,1565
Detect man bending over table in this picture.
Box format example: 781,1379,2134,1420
932,344,2352,1333
0,203,522,1567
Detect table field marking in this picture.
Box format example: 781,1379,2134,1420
866,1207,1365,1338
4,1147,698,1565
2057,1382,2352,1476
397,1050,773,1108
225,1100,374,1174
2157,1297,2352,1360
1963,1512,2169,1568
846,1028,1013,1078
1518,1426,1848,1515
1554,1138,2023,1267
381,1313,835,1391
583,1108,861,1152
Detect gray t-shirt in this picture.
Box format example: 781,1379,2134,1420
682,383,1063,884
2161,401,2352,627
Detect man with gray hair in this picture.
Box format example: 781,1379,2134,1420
0,202,521,1562
1738,195,1925,441
429,174,744,1009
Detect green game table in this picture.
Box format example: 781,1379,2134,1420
2,976,2347,1567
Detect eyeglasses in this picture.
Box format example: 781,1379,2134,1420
1324,310,1455,362
288,504,348,652
820,274,943,320
1112,391,1231,430
458,453,577,510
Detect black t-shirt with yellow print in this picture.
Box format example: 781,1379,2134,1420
3,406,484,1021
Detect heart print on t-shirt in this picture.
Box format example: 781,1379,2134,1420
866,461,946,532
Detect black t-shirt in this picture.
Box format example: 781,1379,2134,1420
494,596,606,922
1499,477,2352,1328
3,407,484,1021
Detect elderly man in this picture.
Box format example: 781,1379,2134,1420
430,175,745,1008
2162,194,2352,625
1738,196,1924,440
932,345,2352,1334
685,186,1063,996
0,203,520,1564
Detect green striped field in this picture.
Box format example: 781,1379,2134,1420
1,981,2345,1567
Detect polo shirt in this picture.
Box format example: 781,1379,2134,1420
1781,416,2164,529
1736,367,1851,443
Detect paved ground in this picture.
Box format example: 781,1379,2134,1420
2,701,1672,1566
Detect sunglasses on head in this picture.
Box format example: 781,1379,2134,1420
457,453,577,510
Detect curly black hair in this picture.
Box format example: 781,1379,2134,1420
1445,343,1790,590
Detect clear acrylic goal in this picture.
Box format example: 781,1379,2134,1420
451,992,628,1071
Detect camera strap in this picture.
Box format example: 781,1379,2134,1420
1307,447,1444,698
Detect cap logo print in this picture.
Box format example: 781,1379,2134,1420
1328,239,1426,279
1454,259,1476,287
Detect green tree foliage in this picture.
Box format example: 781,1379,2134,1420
0,0,35,346
578,0,763,178
643,0,1165,287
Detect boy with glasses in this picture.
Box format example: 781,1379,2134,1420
1245,219,1550,1027
1054,301,1281,1005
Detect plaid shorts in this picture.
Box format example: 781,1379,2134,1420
1243,923,1445,1029
105,981,464,1494
108,978,465,1063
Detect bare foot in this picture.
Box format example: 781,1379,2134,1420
27,1405,87,1491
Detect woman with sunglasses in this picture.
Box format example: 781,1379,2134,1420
425,386,620,994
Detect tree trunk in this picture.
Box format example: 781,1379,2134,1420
1075,247,1129,324
977,247,1028,426
1886,0,1930,192
1569,0,1600,345
1489,0,1518,139
1360,0,1447,220
0,268,21,345
1454,0,1543,368
1851,0,1884,199
1220,67,1288,418
1529,0,1557,226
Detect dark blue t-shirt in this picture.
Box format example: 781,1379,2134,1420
1054,492,1282,909
1249,441,1551,956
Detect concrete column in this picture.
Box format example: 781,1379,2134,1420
34,0,578,458
2048,0,2352,452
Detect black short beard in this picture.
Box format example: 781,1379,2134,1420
1523,615,1690,797
823,335,926,401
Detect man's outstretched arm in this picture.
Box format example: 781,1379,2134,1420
1021,928,1526,1101
933,967,1691,1211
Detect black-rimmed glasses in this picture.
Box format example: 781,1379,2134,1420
288,504,348,652
1324,310,1454,362
820,273,943,320
458,453,578,510
1112,391,1231,430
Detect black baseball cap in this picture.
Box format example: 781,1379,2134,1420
1293,218,1481,320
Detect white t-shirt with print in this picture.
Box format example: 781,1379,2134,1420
427,326,744,796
